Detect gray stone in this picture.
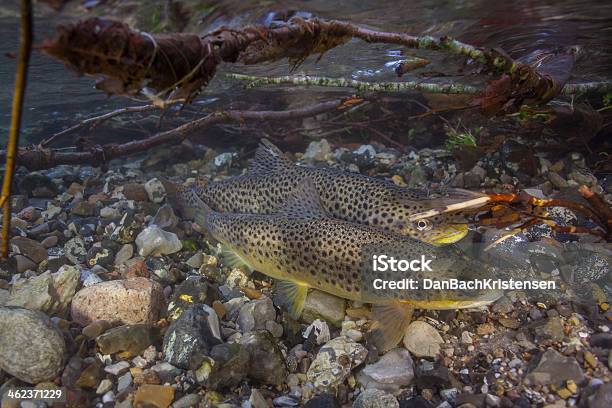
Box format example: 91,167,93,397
102,391,115,404
548,172,568,189
304,394,341,408
303,139,331,162
403,321,444,358
100,206,121,219
136,225,182,257
568,170,597,187
151,361,182,383
6,265,78,315
71,201,96,217
353,389,399,408
240,330,288,385
167,276,210,321
307,336,368,389
301,290,346,327
213,152,236,169
532,317,564,343
96,379,113,395
265,320,283,338
407,166,428,188
117,371,132,392
64,237,87,264
114,244,134,266
41,235,58,248
357,348,414,393
14,254,37,273
144,178,166,203
5,272,53,312
249,389,269,408
172,393,202,408
194,342,249,390
303,319,331,345
80,268,103,287
237,297,276,332
589,383,612,408
96,324,155,356
151,205,178,229
273,395,300,406
104,361,130,376
463,171,483,188
86,246,115,268
185,252,203,269
524,348,585,387
0,307,67,383
10,236,48,264
353,145,377,165
163,304,222,369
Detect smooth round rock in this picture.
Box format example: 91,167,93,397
403,321,444,358
0,307,67,383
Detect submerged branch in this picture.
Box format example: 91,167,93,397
227,73,481,94
1,98,360,171
40,104,162,147
228,73,612,97
40,16,576,113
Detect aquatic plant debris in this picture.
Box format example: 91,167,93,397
40,16,571,111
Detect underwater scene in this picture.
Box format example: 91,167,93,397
0,0,611,407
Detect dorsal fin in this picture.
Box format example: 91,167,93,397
248,139,293,174
276,178,330,218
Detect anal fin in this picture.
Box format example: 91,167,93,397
369,302,414,352
275,280,309,319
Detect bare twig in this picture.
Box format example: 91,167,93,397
40,104,161,147
1,98,361,170
579,185,612,236
1,0,32,259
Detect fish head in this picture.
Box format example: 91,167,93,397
395,213,470,246
389,190,482,245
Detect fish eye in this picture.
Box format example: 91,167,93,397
415,219,432,231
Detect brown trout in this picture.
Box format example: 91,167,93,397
191,139,484,245
184,178,501,351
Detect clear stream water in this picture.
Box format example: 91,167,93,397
0,0,611,145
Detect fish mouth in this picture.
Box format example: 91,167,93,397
424,224,469,246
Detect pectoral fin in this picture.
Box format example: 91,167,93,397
275,280,309,319
369,302,414,352
220,246,254,272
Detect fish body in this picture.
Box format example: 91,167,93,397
186,178,501,350
191,140,482,245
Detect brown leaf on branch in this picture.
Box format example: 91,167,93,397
40,16,567,115
474,50,575,115
40,17,353,102
41,18,220,101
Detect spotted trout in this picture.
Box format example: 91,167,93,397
183,178,502,351
191,139,485,245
